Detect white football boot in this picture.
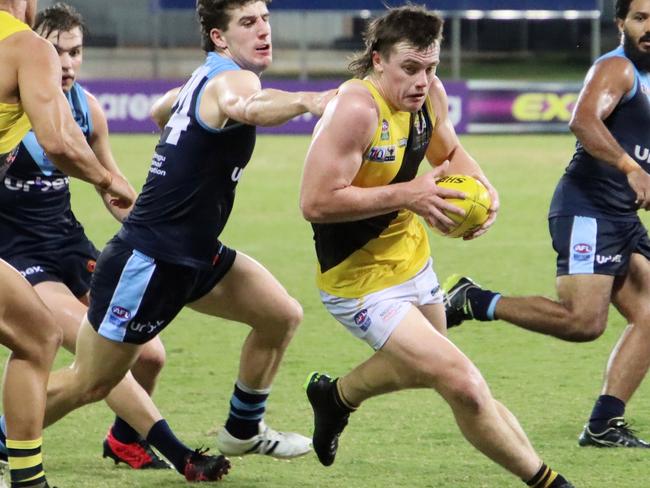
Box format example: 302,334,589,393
216,421,312,459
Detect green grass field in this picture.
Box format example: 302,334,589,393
6,133,650,487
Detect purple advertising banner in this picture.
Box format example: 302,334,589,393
82,79,578,135
466,81,581,133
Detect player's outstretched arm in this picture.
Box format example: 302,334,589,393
86,92,137,222
150,87,181,129
299,83,463,230
425,78,499,238
16,32,134,208
569,56,650,209
208,70,335,127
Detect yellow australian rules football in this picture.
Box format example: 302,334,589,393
435,174,491,238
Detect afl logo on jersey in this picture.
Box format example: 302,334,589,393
353,309,372,331
573,243,593,261
111,306,131,320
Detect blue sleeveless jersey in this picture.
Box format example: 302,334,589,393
0,83,92,255
118,53,256,268
549,46,650,221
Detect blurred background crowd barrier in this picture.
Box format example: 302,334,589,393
42,0,615,134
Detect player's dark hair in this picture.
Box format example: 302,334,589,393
348,4,443,78
615,0,634,20
33,2,86,39
196,0,271,52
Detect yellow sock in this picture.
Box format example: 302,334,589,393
6,438,46,488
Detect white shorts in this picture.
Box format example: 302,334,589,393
320,259,444,350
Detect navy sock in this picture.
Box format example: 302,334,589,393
466,287,501,321
588,395,625,433
145,419,192,474
224,382,269,440
111,416,141,444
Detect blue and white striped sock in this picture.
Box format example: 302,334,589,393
224,381,270,440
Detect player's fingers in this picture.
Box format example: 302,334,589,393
430,208,455,229
436,198,465,217
483,211,497,227
436,187,466,200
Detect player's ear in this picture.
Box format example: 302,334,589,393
615,18,625,36
209,28,227,51
372,51,383,73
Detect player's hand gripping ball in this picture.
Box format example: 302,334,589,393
435,175,491,238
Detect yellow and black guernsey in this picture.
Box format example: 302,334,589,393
314,79,435,298
0,11,31,168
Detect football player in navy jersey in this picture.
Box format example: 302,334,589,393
35,0,334,480
0,0,136,486
0,3,171,471
445,0,650,449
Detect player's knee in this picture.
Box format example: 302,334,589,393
274,297,303,337
437,363,490,415
565,312,607,342
79,376,120,405
11,312,62,367
285,297,303,331
135,343,166,377
445,373,490,415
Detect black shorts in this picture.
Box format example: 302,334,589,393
4,235,99,297
549,216,650,276
87,236,236,344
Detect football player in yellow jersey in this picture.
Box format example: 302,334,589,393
0,1,135,487
301,6,573,488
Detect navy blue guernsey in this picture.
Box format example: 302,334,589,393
549,46,650,221
0,83,92,256
118,53,256,268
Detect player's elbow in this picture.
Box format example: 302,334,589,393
568,112,589,138
38,133,69,160
300,195,327,223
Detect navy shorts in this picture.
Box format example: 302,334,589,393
549,216,650,276
3,235,99,297
87,236,236,344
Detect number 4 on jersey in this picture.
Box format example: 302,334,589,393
162,66,209,146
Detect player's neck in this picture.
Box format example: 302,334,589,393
0,4,22,22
